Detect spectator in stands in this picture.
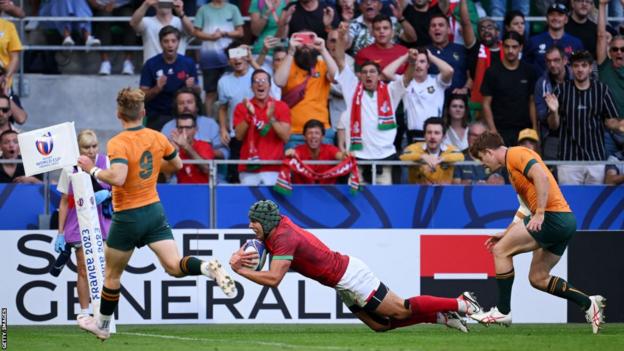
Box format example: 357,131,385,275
347,0,416,56
402,0,446,48
234,69,291,185
481,31,537,147
140,26,199,131
90,0,137,75
0,130,42,183
255,37,287,99
597,0,624,157
55,129,111,323
130,0,190,63
0,17,22,94
426,13,472,94
566,0,600,58
463,15,502,118
327,26,353,132
0,0,25,17
217,42,258,183
534,46,572,160
442,94,470,151
285,119,345,184
335,52,415,185
249,0,288,55
0,83,26,132
277,0,338,40
384,47,453,144
40,0,101,46
274,32,338,148
170,114,214,184
545,50,622,184
605,150,624,185
190,0,244,117
503,10,525,36
355,14,409,71
337,0,356,22
400,117,464,184
161,87,228,160
488,0,528,35
526,2,584,77
452,121,505,185
517,128,540,153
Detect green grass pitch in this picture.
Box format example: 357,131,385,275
7,323,624,351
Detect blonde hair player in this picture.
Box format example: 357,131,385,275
76,88,237,341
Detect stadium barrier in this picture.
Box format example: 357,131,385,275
2,229,621,325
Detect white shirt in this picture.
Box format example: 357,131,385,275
403,74,450,131
337,67,406,160
138,16,188,63
443,127,469,151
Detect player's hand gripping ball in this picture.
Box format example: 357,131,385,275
243,239,267,271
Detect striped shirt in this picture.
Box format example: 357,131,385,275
553,80,619,161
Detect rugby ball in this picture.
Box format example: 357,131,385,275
243,239,268,271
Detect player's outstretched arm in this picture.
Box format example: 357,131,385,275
230,256,291,288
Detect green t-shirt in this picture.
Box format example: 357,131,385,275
194,3,244,69
599,58,624,116
248,0,287,55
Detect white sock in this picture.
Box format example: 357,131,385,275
457,299,468,314
80,308,89,316
98,314,112,330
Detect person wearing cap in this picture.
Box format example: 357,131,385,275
481,31,537,147
230,199,483,333
545,50,622,184
525,2,584,77
517,128,540,152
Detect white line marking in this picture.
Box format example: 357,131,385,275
118,331,352,350
434,273,488,280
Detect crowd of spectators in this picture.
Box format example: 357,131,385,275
2,0,624,187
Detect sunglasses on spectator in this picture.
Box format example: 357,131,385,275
0,107,9,113
253,78,269,84
610,46,624,53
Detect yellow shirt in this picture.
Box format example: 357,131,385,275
284,58,331,134
505,146,570,213
107,126,177,212
400,142,464,184
0,19,22,87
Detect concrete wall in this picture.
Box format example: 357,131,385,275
19,74,140,151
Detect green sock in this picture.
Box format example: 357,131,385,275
547,276,591,310
496,269,515,314
179,256,203,276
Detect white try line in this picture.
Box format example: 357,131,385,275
118,332,352,350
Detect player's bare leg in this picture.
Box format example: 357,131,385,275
529,248,602,334
79,245,133,340
471,222,539,326
149,239,237,296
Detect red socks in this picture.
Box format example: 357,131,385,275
408,295,459,314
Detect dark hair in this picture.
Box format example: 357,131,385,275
443,94,469,129
251,69,272,86
175,113,197,126
273,46,288,56
372,14,392,28
224,40,244,58
545,45,566,59
360,60,381,73
424,117,446,135
503,10,525,30
570,50,594,64
159,25,181,41
173,87,203,116
429,13,450,27
303,119,325,136
469,131,505,159
502,31,524,46
0,129,17,141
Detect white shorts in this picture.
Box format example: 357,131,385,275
335,256,381,308
239,172,279,186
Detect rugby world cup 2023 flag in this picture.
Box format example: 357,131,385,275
17,122,79,177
